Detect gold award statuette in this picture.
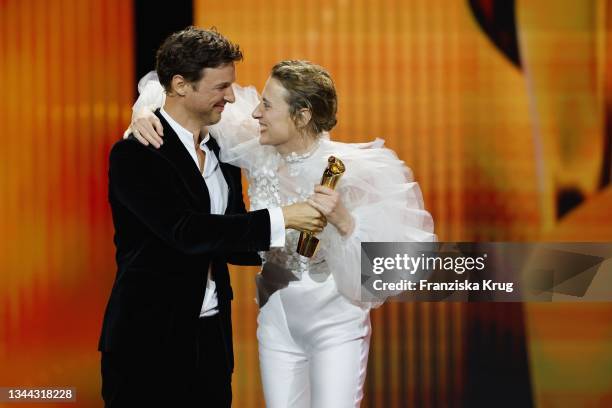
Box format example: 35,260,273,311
297,156,346,257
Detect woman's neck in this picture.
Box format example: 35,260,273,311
276,133,319,157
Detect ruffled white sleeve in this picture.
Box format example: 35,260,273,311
123,71,165,139
134,71,166,114
318,140,437,307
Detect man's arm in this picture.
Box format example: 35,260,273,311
225,166,265,265
110,141,271,254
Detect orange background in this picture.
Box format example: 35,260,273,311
1,0,611,407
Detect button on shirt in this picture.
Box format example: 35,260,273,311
159,108,285,317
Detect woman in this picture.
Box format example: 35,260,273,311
130,60,435,407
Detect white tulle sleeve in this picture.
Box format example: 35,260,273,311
123,71,165,139
133,71,166,114
318,140,437,306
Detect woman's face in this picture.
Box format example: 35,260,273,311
252,77,301,152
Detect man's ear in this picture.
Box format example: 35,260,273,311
296,108,312,128
170,74,188,97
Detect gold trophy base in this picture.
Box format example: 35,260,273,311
297,232,320,257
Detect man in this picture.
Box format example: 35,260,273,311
99,27,325,407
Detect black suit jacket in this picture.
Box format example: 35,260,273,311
99,110,268,371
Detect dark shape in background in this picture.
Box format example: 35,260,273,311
556,188,586,219
134,0,193,93
468,0,612,218
468,0,521,68
465,3,533,406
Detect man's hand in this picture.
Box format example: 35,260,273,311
282,202,327,234
307,185,354,236
130,107,164,148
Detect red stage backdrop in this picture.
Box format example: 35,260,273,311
1,1,610,407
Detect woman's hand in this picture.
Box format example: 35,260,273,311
308,185,354,236
130,107,164,148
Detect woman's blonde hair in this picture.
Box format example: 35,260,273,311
271,60,338,135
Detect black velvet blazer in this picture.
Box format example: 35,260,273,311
99,110,269,369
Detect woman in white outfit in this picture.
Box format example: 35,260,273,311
130,60,436,407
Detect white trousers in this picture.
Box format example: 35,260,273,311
257,272,371,408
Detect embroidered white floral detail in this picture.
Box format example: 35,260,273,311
246,143,329,280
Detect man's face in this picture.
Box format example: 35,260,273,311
184,63,236,126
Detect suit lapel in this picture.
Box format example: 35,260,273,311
155,110,211,213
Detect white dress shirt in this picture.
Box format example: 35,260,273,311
159,108,285,317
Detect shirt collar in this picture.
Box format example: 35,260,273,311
160,107,218,178
159,107,210,151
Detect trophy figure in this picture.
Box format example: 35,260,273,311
297,156,345,257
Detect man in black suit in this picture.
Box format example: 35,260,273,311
99,27,325,407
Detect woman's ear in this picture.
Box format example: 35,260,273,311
296,108,312,128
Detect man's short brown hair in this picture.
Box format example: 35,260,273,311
156,26,243,91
